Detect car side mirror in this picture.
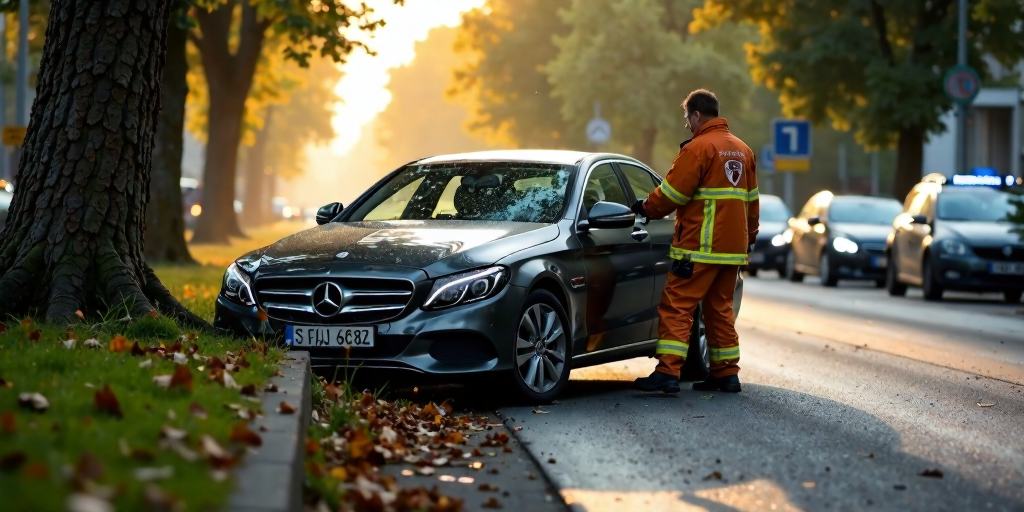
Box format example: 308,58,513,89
579,201,635,231
315,202,343,225
807,216,821,226
910,214,928,224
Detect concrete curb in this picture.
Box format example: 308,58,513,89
226,351,311,512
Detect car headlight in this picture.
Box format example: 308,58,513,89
832,237,858,254
782,229,793,244
423,267,508,311
939,239,970,256
771,234,786,247
222,263,255,306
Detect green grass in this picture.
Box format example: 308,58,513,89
0,266,284,511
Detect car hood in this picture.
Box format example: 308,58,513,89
255,220,559,278
943,221,1020,246
830,223,892,242
756,221,787,238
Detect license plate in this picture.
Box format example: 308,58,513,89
748,252,765,264
990,262,1024,275
285,325,375,348
871,256,887,268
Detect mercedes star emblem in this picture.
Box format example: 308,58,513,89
312,282,345,317
1004,246,1014,257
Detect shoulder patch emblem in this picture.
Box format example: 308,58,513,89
725,160,743,186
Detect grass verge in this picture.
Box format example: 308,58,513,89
0,269,283,511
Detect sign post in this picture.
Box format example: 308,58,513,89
586,101,611,147
771,119,812,209
760,144,774,194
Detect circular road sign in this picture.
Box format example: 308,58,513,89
586,117,611,145
943,65,981,105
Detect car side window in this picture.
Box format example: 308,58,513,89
582,163,629,211
619,163,658,199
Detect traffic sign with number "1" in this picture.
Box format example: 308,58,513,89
772,119,811,159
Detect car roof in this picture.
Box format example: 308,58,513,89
415,150,594,166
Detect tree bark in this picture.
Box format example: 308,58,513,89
189,0,269,244
634,126,658,167
242,106,273,228
893,125,924,200
145,17,194,264
0,0,207,328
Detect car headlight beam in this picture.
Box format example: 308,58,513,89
423,267,508,311
222,262,256,306
832,237,858,254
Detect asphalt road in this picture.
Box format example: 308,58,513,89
499,272,1024,512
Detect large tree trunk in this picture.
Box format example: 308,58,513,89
145,18,194,264
893,125,924,200
189,0,268,244
0,0,206,327
634,126,657,167
242,106,273,228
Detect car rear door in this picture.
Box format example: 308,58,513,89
575,162,655,353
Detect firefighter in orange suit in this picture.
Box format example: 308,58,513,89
632,89,759,394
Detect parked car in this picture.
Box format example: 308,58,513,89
214,150,744,402
744,194,792,276
785,192,903,287
886,173,1024,303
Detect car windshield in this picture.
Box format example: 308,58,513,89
937,189,1014,221
759,198,792,222
347,162,572,223
828,199,902,225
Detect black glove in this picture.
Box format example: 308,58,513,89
630,199,646,217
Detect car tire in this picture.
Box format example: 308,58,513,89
680,304,710,383
874,279,886,288
1005,290,1023,304
922,257,944,301
748,268,759,277
819,253,838,287
886,253,907,296
786,251,804,283
510,290,572,404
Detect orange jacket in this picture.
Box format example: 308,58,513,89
643,118,759,265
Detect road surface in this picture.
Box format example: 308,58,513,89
499,273,1024,511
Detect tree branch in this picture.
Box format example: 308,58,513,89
236,1,270,90
193,0,235,85
869,0,897,65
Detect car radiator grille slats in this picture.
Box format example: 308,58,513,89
255,277,415,325
972,246,1024,262
861,242,886,254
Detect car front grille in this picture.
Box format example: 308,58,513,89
972,246,1024,262
861,242,886,255
255,276,415,325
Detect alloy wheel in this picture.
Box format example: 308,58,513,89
515,303,567,394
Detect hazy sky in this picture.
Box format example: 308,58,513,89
329,0,487,156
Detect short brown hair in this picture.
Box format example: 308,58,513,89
682,89,719,118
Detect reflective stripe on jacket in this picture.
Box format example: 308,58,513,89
643,118,759,265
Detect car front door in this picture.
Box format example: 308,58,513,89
616,162,671,341
575,162,655,354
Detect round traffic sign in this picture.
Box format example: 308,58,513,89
586,117,611,145
943,65,981,105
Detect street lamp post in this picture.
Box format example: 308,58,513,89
955,0,968,175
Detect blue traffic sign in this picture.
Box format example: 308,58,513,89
772,119,811,159
760,144,774,170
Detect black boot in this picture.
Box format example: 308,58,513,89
633,371,681,393
692,374,741,393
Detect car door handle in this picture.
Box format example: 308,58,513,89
631,228,649,242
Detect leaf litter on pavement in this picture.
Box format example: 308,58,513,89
305,377,521,512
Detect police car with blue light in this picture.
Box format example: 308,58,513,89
885,171,1024,303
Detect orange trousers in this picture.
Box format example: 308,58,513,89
654,263,740,379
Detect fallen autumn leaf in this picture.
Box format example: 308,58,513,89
94,385,123,418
